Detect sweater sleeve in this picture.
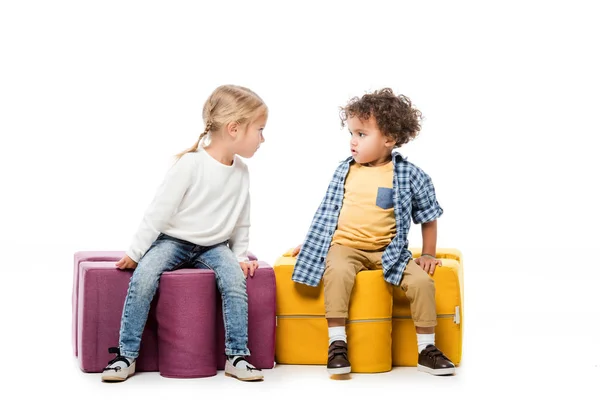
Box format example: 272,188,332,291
228,194,250,263
126,154,196,262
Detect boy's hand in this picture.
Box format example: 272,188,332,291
239,260,259,278
291,244,302,257
116,255,138,270
414,255,441,275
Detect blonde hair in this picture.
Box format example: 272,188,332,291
176,85,267,159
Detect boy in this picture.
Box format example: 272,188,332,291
292,88,454,376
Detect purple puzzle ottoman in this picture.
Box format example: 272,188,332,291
72,251,126,357
216,263,276,370
156,269,217,378
76,259,159,372
73,251,276,375
72,250,261,356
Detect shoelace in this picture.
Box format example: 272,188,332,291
328,344,348,361
232,356,262,372
424,347,451,362
103,347,131,372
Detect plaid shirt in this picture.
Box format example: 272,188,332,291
292,151,443,287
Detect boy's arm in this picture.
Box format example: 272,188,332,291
421,219,437,256
291,244,302,257
291,162,346,258
410,166,443,274
416,219,442,275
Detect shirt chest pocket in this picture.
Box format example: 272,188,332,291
376,187,394,209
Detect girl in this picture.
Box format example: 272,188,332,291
101,85,267,382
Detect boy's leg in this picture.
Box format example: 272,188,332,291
323,244,367,375
400,259,455,375
195,244,263,382
102,235,191,382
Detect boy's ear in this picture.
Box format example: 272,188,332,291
226,121,239,138
384,135,396,148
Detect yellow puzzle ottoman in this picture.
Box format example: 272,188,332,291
392,248,463,366
273,250,393,373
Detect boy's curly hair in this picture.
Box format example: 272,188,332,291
340,88,423,147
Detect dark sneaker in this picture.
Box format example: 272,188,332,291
417,345,455,376
224,356,264,381
327,340,351,375
101,347,136,382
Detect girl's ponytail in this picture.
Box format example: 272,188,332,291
176,121,213,160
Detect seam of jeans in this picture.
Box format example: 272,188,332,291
196,257,232,347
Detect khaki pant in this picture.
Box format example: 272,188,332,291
324,244,437,327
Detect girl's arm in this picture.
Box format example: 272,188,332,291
229,194,250,263
126,155,195,262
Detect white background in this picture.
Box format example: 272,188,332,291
1,0,599,398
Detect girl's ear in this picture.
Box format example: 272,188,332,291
226,121,240,138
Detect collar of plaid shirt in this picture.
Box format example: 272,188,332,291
291,150,443,287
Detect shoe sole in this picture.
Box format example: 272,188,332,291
327,366,351,375
101,363,136,382
417,364,455,376
101,376,127,382
225,372,264,381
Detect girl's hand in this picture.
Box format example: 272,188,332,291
239,260,259,278
291,244,302,257
116,255,138,270
414,255,442,275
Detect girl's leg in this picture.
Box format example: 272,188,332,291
194,244,263,381
118,236,192,358
195,243,249,356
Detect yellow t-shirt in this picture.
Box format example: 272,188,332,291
332,161,397,251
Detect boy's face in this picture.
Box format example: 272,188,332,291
347,115,395,166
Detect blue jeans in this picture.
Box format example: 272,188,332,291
118,233,249,358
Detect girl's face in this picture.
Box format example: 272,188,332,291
234,113,266,158
347,115,395,166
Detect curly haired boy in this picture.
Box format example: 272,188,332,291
291,88,455,376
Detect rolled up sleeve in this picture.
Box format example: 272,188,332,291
411,171,443,224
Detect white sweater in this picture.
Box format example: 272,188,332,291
126,148,251,263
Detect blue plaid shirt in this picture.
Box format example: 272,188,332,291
292,151,443,287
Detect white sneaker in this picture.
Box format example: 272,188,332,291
101,347,136,382
224,356,264,381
